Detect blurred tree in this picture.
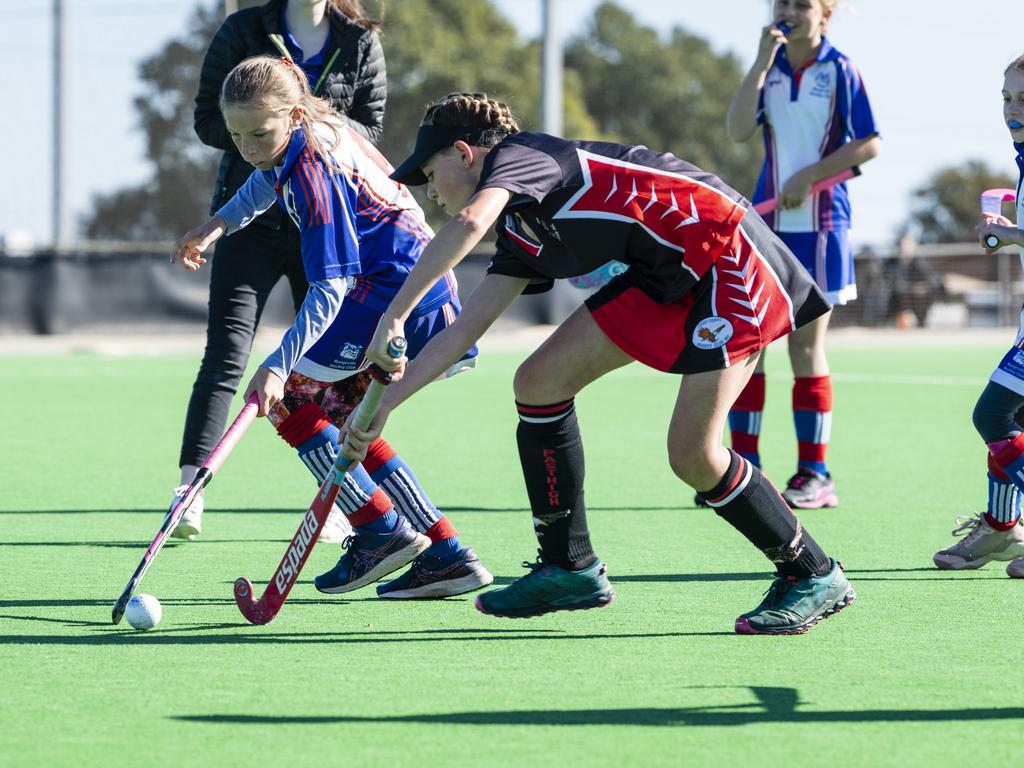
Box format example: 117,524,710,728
82,3,221,240
82,0,754,239
907,160,1017,243
378,0,599,229
565,2,762,194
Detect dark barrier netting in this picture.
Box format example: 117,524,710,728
2,242,1015,335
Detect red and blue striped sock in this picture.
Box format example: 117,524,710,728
363,438,461,557
793,375,832,476
728,373,765,467
277,403,397,534
985,453,1021,530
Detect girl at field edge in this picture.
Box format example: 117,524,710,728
171,57,492,599
933,54,1024,576
341,92,855,634
722,0,881,510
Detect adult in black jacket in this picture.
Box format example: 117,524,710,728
172,0,386,540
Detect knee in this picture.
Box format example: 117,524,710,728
513,356,553,403
666,437,712,486
972,395,1011,443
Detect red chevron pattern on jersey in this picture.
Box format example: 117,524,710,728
554,150,746,280
712,225,797,361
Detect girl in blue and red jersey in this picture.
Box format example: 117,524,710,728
934,54,1024,575
339,92,854,635
171,56,492,600
724,0,881,509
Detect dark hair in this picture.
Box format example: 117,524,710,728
421,92,520,148
328,0,383,33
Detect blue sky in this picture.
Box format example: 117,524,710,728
4,0,1023,247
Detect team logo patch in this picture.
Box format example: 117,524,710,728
692,317,734,350
338,343,363,361
1013,350,1024,367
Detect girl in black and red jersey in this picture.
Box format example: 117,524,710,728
342,93,854,635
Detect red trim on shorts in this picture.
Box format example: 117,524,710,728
276,403,332,448
589,286,692,372
347,488,394,527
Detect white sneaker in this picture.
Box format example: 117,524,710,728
169,485,204,540
933,513,1024,570
318,506,352,544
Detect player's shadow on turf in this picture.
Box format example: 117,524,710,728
0,629,733,645
174,704,1024,727
491,571,769,585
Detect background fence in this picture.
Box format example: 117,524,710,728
0,240,1018,336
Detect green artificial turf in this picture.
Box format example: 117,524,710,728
3,343,1023,767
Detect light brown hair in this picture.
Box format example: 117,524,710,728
220,56,347,171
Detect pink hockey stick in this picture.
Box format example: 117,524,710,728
233,338,407,625
753,167,860,215
111,393,259,624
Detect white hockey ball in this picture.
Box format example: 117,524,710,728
125,594,162,630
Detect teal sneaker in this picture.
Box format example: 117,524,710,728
475,555,615,618
735,559,854,635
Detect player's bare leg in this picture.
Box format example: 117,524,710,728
475,306,630,618
674,352,854,635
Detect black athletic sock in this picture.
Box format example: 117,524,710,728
698,450,832,578
515,398,596,571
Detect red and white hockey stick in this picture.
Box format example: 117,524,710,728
233,337,407,625
111,393,259,624
753,167,860,215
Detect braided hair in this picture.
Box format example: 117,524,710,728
421,92,520,148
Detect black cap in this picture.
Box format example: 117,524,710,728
390,124,496,186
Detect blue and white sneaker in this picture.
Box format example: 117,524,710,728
314,517,429,594
376,547,493,599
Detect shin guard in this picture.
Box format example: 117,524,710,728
698,450,832,577
516,399,595,570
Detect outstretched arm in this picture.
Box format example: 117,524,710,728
340,273,528,462
366,186,512,369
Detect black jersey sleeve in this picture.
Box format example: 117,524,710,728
485,236,555,295
475,140,564,204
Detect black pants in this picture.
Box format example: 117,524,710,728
178,221,307,467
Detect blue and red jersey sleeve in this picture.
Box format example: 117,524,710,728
837,58,878,141
289,151,362,282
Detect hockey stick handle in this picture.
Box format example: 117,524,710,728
202,393,259,477
752,167,860,215
351,337,407,434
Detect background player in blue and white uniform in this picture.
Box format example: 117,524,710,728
340,92,855,635
934,54,1024,576
171,56,491,600
725,0,881,509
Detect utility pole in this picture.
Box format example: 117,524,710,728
540,0,563,137
52,0,66,245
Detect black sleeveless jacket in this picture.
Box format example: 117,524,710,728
194,0,386,226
